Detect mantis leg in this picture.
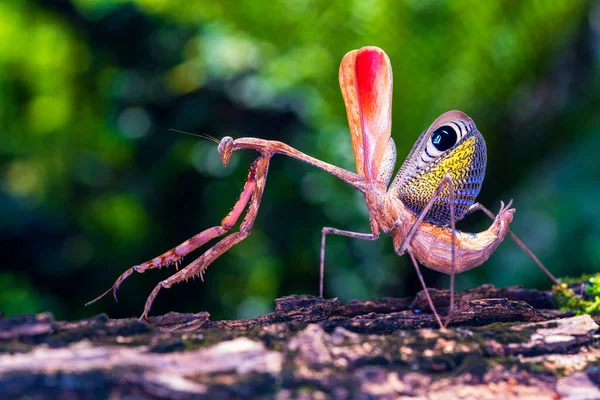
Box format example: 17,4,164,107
86,154,270,308
397,173,457,327
467,202,560,286
228,138,367,192
224,137,379,298
408,252,445,329
319,221,380,297
138,154,270,320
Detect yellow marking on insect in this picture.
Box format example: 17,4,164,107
413,136,478,196
396,134,484,226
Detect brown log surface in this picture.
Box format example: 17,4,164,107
1,284,599,399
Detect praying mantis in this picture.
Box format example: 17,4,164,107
87,46,560,328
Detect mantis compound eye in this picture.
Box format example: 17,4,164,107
430,125,457,152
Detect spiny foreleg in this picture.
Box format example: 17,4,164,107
86,155,268,307
138,154,270,320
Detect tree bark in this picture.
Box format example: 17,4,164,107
0,284,598,399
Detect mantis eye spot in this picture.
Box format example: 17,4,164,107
431,126,457,151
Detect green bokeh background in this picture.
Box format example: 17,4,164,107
1,0,599,321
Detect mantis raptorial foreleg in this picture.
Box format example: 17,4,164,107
85,225,229,305
137,154,270,320
86,154,271,314
466,202,561,286
227,137,377,298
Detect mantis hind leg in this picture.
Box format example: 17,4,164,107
467,202,560,286
396,173,457,328
408,252,445,329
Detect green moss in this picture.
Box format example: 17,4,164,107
524,362,550,373
553,274,600,315
472,322,539,345
0,342,35,354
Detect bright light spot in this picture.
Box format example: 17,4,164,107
201,26,261,77
85,194,149,243
227,75,275,108
28,95,71,134
117,107,152,139
5,161,41,198
236,296,272,319
190,140,239,177
166,61,205,94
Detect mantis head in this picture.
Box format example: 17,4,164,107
218,136,234,166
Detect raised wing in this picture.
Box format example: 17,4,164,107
389,110,487,226
339,46,394,183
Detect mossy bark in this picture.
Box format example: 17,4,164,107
1,284,599,399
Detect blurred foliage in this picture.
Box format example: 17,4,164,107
0,0,599,320
553,274,600,315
